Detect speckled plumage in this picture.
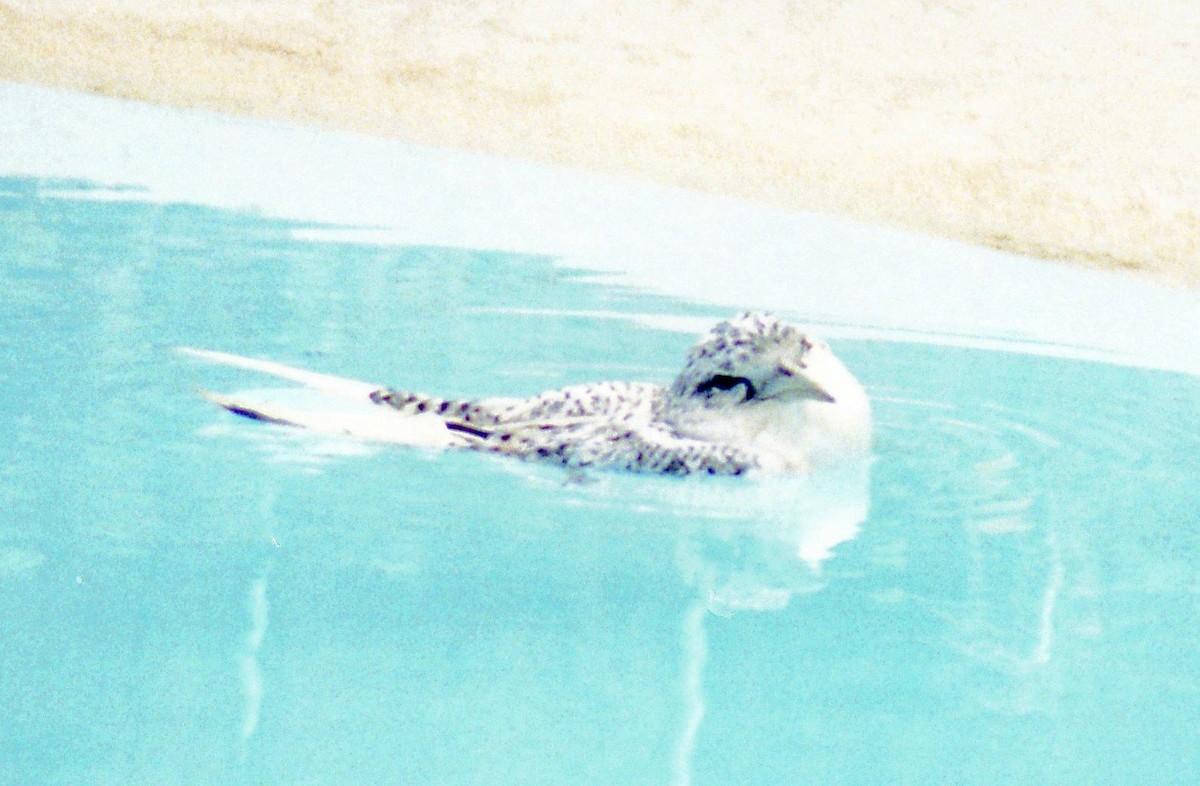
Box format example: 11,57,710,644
366,312,872,475
184,312,871,475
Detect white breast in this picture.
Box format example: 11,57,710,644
733,392,871,473
677,354,872,474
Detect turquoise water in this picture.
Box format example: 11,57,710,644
2,177,1198,785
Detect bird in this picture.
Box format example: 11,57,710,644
181,312,872,476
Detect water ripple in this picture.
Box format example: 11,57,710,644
868,359,1200,687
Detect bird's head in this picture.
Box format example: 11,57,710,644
667,312,873,472
670,312,850,408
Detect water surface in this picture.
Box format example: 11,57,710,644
1,178,1198,785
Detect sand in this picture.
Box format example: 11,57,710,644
2,0,1197,289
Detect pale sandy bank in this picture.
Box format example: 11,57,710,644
2,1,1196,289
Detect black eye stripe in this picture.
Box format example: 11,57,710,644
697,374,743,391
695,374,757,401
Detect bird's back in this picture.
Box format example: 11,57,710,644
370,380,664,427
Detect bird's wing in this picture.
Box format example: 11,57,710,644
464,418,757,475
370,381,664,436
196,389,464,446
178,348,467,447
177,350,734,469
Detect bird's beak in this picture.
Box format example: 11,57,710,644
776,360,837,404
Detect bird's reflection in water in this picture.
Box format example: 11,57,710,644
638,460,873,786
613,459,874,612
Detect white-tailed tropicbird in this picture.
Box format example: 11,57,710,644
181,312,871,475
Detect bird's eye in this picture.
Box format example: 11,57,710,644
695,374,757,401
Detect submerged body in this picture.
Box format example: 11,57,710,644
185,312,872,476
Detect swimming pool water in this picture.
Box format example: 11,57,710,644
1,177,1198,785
